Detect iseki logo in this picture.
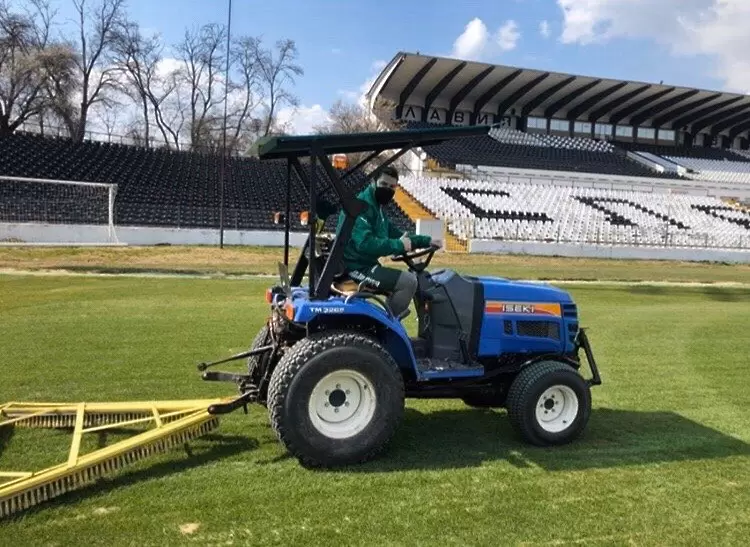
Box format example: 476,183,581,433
502,303,535,314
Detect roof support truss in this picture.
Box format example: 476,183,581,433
728,121,750,140
710,109,750,136
588,85,651,123
520,76,576,117
566,82,627,121
544,79,601,119
396,58,437,118
471,69,523,123
670,96,743,130
609,87,675,126
495,73,550,118
629,89,700,127
651,93,722,128
692,102,750,134
447,66,495,120
422,62,466,121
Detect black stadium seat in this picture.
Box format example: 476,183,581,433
0,133,414,233
406,122,683,179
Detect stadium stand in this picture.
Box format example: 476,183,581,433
406,122,682,180
613,141,749,162
661,157,750,185
490,126,616,153
399,175,750,249
0,132,414,232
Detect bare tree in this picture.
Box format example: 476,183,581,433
0,0,76,136
313,97,403,165
110,19,162,146
256,38,303,137
173,23,227,151
92,95,121,140
48,0,127,141
224,35,263,151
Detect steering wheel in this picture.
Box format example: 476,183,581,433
390,243,440,273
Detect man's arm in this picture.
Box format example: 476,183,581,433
386,217,432,249
352,215,406,256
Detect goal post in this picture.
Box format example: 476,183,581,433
0,175,121,246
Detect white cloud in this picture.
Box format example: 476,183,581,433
496,20,521,51
275,104,330,135
450,18,521,61
540,20,551,38
556,0,750,92
451,17,490,60
331,48,342,55
337,59,389,108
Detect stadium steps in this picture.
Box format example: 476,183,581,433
725,197,750,213
394,187,435,220
394,187,467,251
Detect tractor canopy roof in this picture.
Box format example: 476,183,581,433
255,124,495,160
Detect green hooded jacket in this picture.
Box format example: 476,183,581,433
335,184,432,272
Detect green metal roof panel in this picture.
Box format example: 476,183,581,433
255,124,494,159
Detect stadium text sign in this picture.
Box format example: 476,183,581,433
400,105,511,127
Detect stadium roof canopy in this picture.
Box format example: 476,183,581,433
366,52,750,139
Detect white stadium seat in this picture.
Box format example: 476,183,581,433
400,175,750,250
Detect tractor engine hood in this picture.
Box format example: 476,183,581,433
469,275,575,304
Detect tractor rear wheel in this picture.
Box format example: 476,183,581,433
247,323,272,372
247,323,274,404
506,360,591,446
267,331,405,468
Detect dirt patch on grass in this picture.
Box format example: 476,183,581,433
180,523,201,535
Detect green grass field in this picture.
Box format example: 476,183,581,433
1,254,750,545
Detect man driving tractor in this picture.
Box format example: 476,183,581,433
335,165,439,320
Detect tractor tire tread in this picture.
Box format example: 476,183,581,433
246,323,271,372
268,330,404,468
506,360,590,446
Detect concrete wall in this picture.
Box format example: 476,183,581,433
469,239,750,263
0,222,309,247
3,221,749,264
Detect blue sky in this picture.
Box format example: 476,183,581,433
49,0,750,133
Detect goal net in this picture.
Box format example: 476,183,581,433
0,175,120,245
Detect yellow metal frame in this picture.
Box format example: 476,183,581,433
1,399,229,519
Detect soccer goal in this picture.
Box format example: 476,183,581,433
0,175,121,245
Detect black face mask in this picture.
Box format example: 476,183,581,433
374,187,395,205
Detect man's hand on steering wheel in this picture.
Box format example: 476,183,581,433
390,241,440,273
399,232,412,252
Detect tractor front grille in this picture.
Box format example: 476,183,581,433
517,320,560,340
562,303,578,318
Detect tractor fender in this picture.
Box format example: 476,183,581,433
292,297,419,377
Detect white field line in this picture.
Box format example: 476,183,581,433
0,268,748,288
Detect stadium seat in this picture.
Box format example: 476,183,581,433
399,174,750,249
0,133,414,233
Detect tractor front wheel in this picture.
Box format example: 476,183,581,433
267,331,405,468
506,360,591,446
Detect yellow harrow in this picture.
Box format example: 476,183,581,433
0,399,230,519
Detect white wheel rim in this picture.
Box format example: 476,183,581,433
535,385,579,433
307,369,377,439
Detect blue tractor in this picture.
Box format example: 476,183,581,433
198,125,602,468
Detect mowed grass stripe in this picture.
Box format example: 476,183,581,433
0,275,748,546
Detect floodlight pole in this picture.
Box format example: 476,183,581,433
219,0,233,249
